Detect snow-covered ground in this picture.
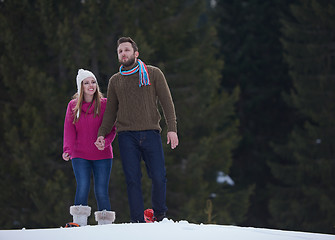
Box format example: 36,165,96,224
0,219,334,240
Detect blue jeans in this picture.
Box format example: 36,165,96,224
118,130,168,222
71,158,113,211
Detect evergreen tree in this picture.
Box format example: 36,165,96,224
0,0,75,228
214,0,295,227
269,0,335,234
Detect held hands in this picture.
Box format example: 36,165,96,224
95,136,105,150
62,152,70,161
167,131,179,149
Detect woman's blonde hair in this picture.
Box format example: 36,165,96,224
72,81,103,124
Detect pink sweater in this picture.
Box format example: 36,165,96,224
63,98,116,160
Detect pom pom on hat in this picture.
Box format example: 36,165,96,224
76,69,97,96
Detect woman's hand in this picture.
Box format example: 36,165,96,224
95,136,105,150
62,152,71,161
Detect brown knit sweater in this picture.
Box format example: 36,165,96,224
98,63,177,137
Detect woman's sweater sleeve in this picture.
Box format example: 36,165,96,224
63,101,76,155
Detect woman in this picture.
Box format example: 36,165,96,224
63,69,116,226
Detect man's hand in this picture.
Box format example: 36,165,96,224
167,131,179,149
95,136,105,150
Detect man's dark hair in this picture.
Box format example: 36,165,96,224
117,37,138,52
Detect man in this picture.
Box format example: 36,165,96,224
95,37,178,223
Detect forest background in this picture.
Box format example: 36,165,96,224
0,0,334,235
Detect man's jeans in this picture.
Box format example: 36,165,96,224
72,158,113,211
118,130,168,222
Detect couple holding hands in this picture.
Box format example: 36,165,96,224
62,37,178,226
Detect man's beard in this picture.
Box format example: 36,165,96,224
120,55,136,67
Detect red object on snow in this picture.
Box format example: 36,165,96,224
64,222,80,228
144,208,154,223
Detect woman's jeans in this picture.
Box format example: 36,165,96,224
118,130,168,223
71,158,113,211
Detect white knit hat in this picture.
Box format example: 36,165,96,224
76,69,97,96
76,69,98,118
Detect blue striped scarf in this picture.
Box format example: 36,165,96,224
119,59,151,87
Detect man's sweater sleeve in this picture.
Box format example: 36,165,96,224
104,125,116,147
154,68,177,133
98,77,118,137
